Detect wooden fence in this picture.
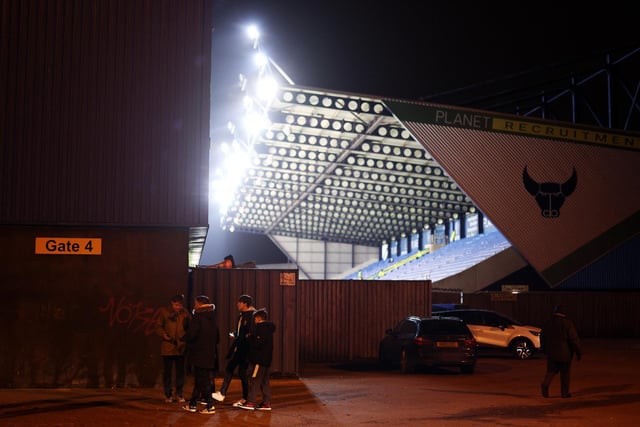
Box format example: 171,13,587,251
193,268,640,373
432,290,640,339
4,267,635,387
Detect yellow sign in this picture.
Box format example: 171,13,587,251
492,118,636,149
383,101,639,151
35,237,102,255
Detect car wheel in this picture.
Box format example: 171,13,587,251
400,349,416,374
511,338,534,359
460,364,475,374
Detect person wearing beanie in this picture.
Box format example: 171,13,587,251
540,304,582,398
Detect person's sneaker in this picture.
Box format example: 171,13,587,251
212,391,225,402
199,406,215,414
238,401,255,410
164,396,173,403
182,404,197,412
176,396,186,403
232,399,246,407
256,402,271,411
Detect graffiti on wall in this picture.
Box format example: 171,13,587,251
2,296,165,388
98,295,163,336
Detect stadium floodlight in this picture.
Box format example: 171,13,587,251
213,24,298,218
246,25,260,48
256,75,278,101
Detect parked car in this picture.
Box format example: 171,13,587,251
378,316,478,374
431,309,541,359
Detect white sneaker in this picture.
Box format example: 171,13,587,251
212,391,225,402
232,399,246,407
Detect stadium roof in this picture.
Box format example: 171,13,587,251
218,83,640,287
218,85,478,247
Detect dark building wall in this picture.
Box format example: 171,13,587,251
0,0,211,227
0,0,213,388
0,225,190,387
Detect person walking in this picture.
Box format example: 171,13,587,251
540,304,582,398
182,295,219,414
212,294,255,407
155,294,190,403
238,308,276,411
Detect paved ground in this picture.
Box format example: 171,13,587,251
1,338,639,426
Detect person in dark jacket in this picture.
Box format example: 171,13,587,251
182,295,219,414
238,308,276,411
155,294,190,403
540,305,582,398
212,294,255,407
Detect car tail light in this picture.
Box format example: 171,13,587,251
413,336,433,346
464,338,476,348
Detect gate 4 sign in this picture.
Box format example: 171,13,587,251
35,237,102,255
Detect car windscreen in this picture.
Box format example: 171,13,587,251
420,319,470,335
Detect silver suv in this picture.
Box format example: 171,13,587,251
431,309,541,359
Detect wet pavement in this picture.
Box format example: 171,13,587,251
1,338,639,426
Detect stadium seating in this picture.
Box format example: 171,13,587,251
344,230,511,281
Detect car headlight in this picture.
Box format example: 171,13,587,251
530,330,541,336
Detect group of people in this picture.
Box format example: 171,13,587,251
155,293,275,415
157,292,582,411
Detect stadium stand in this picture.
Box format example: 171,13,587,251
344,230,511,281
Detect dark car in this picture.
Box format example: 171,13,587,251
378,316,478,374
431,309,541,360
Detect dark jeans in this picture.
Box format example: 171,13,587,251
542,359,572,396
246,363,271,404
219,357,249,399
189,366,214,409
162,355,185,398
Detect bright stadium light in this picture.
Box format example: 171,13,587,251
254,51,268,68
256,75,278,101
246,25,260,47
211,24,295,216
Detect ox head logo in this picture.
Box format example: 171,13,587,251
522,166,577,218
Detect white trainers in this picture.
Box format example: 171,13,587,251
232,399,246,408
199,406,215,414
212,391,225,402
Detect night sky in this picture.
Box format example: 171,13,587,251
200,0,637,266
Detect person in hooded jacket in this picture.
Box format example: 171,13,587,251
540,304,582,398
238,308,276,411
212,294,256,407
182,295,219,414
